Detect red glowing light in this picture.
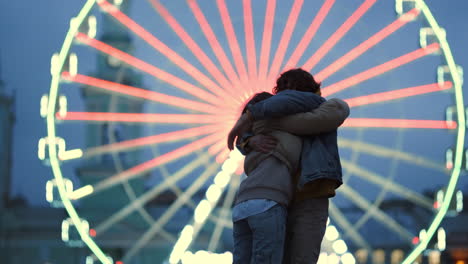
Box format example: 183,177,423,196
116,261,124,264
322,43,440,97
75,33,223,106
433,201,440,209
84,125,224,159
316,8,420,81
267,0,304,81
303,0,378,71
283,0,336,71
243,0,258,81
258,0,276,82
343,118,456,129
412,237,419,244
216,148,230,164
93,133,224,192
62,72,224,114
89,229,97,237
217,0,248,83
58,112,228,124
148,0,239,99
344,81,452,108
188,0,241,86
97,1,236,102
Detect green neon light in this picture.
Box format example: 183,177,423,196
46,1,112,264
401,1,465,263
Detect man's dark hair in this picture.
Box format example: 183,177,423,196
241,92,273,114
273,68,321,94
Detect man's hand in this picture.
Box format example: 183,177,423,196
227,113,253,150
248,135,277,153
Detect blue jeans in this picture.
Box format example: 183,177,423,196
233,203,287,264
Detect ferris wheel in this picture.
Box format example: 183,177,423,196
40,0,465,263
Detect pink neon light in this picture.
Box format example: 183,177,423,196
75,33,222,106
283,0,336,71
208,139,227,155
258,0,276,82
345,81,452,108
235,164,245,175
94,133,224,192
84,125,224,158
58,112,226,124
322,43,440,97
267,0,304,81
89,229,97,237
62,72,223,114
216,148,230,164
316,8,420,81
412,237,419,245
243,0,258,81
187,0,241,86
303,0,378,71
148,0,238,98
97,1,234,102
343,118,457,129
217,0,249,84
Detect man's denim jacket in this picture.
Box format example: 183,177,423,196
241,90,344,190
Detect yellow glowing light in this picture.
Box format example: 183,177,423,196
194,199,212,223
68,185,94,200
341,253,356,264
69,53,78,77
325,225,339,241
50,53,60,76
205,185,222,203
214,171,230,188
332,239,348,255
59,149,83,161
40,95,49,118
87,15,97,38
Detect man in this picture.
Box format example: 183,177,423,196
227,68,350,263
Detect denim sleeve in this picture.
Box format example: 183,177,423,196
247,90,325,120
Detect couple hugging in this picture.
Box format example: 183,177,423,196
227,68,350,264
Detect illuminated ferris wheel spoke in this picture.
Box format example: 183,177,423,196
207,173,241,252
61,72,223,114
187,0,241,87
94,153,213,235
344,81,453,108
302,0,378,72
339,185,414,242
315,8,420,82
322,43,441,97
82,125,223,159
97,1,236,103
258,0,276,85
338,138,445,173
216,0,249,85
146,0,242,100
208,140,227,156
91,133,224,194
329,201,371,250
342,118,456,129
57,112,229,124
242,0,257,84
341,160,433,210
123,163,221,262
282,0,336,72
75,33,223,106
215,148,231,164
266,0,304,83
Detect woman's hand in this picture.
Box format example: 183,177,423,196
227,113,253,150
